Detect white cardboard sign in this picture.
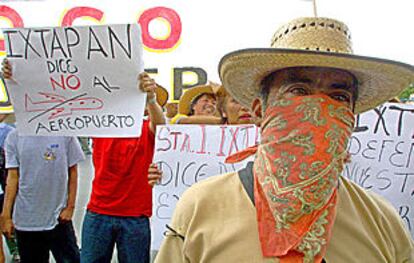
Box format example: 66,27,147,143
3,24,146,137
152,124,260,249
344,102,414,238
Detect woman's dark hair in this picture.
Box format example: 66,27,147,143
188,93,216,116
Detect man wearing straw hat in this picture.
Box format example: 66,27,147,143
155,17,414,262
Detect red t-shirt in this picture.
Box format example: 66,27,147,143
87,120,154,217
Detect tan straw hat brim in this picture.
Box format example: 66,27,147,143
0,107,14,114
178,85,215,115
219,48,414,113
155,84,169,107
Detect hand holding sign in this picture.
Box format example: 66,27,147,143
148,163,163,187
139,72,157,103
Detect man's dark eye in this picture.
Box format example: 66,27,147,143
330,93,351,103
288,84,310,96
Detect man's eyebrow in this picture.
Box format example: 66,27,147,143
330,82,352,90
284,72,313,84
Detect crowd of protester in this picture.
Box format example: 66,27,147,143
0,58,257,263
0,14,413,263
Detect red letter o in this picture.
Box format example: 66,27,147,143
138,7,182,50
0,6,24,54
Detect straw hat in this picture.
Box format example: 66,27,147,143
0,78,13,114
178,82,221,115
155,84,169,107
219,17,414,113
0,107,14,114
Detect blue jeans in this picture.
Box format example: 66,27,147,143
81,211,150,263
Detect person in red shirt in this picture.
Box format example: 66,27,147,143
81,72,166,263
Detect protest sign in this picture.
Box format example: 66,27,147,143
152,124,260,249
152,103,414,249
344,102,414,238
3,24,146,137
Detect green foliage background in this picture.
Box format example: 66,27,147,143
399,83,414,100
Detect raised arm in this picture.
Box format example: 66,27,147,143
139,73,166,133
177,115,223,125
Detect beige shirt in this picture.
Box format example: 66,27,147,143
155,171,414,263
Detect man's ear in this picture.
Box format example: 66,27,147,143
251,98,263,127
251,98,262,119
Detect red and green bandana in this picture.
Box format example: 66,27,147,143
226,95,354,262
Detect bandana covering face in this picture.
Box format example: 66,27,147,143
226,95,355,262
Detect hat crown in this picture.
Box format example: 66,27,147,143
271,17,353,54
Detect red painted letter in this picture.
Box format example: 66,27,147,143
61,6,104,26
0,5,24,55
138,7,181,50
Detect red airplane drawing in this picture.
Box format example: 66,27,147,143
25,92,104,120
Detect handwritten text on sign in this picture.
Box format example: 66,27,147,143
3,24,146,137
152,124,260,249
344,102,414,238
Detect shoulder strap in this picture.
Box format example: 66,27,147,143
238,162,254,205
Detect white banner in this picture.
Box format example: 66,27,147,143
344,102,414,238
152,124,260,249
3,24,146,137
